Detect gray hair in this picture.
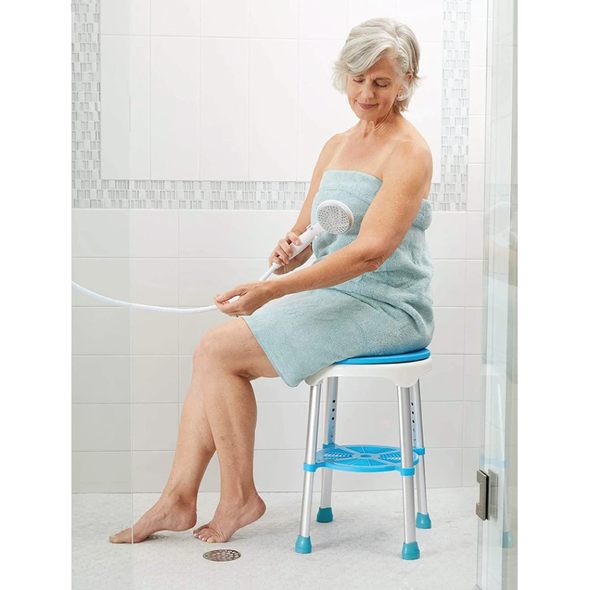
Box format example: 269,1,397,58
332,17,422,114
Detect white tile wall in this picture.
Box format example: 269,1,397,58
99,0,443,185
151,36,200,180
130,258,179,306
469,17,488,68
469,115,486,164
201,0,249,38
73,207,484,492
72,210,130,258
200,38,249,180
249,39,299,180
72,451,132,493
130,210,178,258
132,356,179,403
72,258,130,307
299,0,349,40
72,404,131,451
72,308,131,355
101,0,150,36
132,404,179,451
74,1,486,492
73,356,131,404
151,0,200,37
131,310,179,355
467,163,485,211
249,0,298,38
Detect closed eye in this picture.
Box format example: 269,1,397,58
354,79,388,88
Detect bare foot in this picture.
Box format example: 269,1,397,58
109,494,197,544
193,492,266,543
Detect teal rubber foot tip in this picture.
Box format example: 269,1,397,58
402,541,420,560
295,535,312,554
416,512,432,529
503,531,514,549
317,507,333,523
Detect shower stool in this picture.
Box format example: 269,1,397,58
295,348,433,560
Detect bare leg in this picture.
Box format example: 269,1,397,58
109,351,216,543
110,317,277,544
193,352,266,543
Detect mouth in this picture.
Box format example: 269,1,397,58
358,102,377,109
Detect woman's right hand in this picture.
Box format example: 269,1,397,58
269,230,313,275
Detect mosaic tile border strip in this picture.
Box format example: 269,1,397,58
71,0,470,211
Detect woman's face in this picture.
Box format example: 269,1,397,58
346,56,409,120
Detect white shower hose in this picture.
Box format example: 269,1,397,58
71,262,280,314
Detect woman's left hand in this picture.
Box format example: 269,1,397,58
213,281,278,317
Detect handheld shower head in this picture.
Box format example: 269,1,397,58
316,199,354,235
258,199,354,280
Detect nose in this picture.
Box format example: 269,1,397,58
358,85,375,101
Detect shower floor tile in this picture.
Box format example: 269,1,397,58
73,487,479,590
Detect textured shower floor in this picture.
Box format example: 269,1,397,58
73,487,478,590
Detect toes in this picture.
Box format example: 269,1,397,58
204,528,226,543
110,533,128,544
194,527,210,541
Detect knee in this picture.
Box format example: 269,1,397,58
193,327,224,367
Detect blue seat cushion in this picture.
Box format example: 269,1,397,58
333,348,430,365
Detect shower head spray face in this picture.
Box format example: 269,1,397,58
316,199,354,234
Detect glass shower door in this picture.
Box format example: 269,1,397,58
476,0,517,588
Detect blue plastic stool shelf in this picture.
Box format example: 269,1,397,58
314,444,419,473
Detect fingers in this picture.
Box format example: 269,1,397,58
277,239,292,262
286,231,302,248
269,232,302,270
277,235,302,262
214,297,238,316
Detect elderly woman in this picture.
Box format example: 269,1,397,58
110,17,434,545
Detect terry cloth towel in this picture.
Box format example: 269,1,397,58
242,169,435,388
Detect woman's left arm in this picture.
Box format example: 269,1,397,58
272,140,432,299
214,141,431,315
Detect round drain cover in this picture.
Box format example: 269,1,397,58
203,549,241,562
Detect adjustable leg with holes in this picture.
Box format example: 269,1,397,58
411,381,432,529
317,377,338,523
295,383,322,554
398,385,420,560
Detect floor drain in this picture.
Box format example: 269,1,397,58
203,549,241,562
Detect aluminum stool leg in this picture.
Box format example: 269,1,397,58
295,382,322,554
411,380,432,529
317,377,339,523
398,385,420,560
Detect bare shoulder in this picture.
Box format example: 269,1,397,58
386,137,432,186
323,132,345,158
381,138,433,201
314,133,344,172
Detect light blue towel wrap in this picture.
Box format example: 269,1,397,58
243,169,435,388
